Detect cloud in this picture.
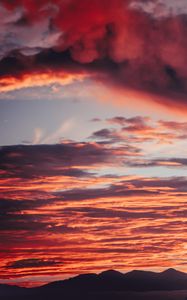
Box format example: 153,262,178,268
1,171,187,284
1,115,187,284
32,128,43,145
41,119,75,144
124,176,187,192
90,115,187,144
125,157,187,168
0,141,139,180
6,258,61,269
0,71,87,93
1,139,187,284
0,1,187,107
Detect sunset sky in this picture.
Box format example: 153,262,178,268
0,0,187,287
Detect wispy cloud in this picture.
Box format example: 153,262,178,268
41,119,75,144
32,127,43,145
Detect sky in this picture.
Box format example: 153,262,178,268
0,0,187,287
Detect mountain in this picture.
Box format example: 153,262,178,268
43,268,187,292
1,269,187,299
99,269,124,278
161,268,187,279
0,284,27,297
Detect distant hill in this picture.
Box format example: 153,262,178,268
1,269,187,300
43,268,187,292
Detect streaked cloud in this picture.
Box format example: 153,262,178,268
0,118,187,285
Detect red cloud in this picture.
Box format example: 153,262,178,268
0,0,187,107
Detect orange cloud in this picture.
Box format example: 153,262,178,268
0,72,87,93
1,144,187,286
0,121,187,286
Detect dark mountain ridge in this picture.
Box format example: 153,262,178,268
1,268,187,299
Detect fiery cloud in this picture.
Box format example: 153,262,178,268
0,1,187,107
0,71,87,93
0,117,187,286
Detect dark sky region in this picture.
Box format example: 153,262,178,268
0,0,187,287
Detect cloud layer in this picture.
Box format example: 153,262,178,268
0,0,187,107
1,116,187,286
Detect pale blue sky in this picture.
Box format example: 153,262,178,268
1,80,187,179
0,79,185,146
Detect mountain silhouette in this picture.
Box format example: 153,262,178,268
43,268,187,292
1,269,187,300
161,268,187,278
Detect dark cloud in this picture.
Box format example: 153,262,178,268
0,211,49,232
90,116,187,145
0,198,51,215
91,128,121,142
0,142,138,179
56,183,159,202
0,1,187,106
6,258,61,269
126,157,187,168
106,116,150,127
62,206,166,220
125,176,187,192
